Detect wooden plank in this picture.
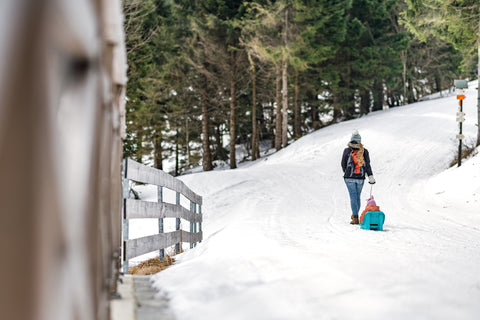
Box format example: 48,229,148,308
182,230,203,244
125,231,203,260
125,231,181,260
125,199,202,223
125,158,202,205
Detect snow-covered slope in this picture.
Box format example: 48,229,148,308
150,83,480,320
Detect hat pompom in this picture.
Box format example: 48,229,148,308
351,129,362,143
366,195,376,206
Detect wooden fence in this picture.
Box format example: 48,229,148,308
122,158,203,273
0,1,126,319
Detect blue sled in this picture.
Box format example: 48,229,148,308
360,211,385,231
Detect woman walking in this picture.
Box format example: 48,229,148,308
341,130,375,224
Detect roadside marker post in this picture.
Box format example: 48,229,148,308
454,80,468,167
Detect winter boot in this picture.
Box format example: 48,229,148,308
350,215,359,225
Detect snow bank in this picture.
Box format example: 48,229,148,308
146,82,480,320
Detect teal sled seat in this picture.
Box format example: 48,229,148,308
360,211,385,231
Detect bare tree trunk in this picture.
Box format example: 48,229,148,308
401,50,407,105
281,7,289,148
249,54,260,160
407,76,415,103
477,16,480,147
153,133,163,170
275,64,282,150
281,59,288,147
201,87,213,171
185,116,190,167
332,87,341,123
359,88,370,115
135,128,142,163
175,130,179,176
294,69,300,139
270,102,275,149
372,79,384,111
229,51,237,169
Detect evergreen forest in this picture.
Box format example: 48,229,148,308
123,0,480,175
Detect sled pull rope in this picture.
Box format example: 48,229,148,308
369,184,373,197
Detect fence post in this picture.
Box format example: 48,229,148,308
189,201,194,249
199,204,202,243
158,186,164,261
175,192,181,253
193,203,197,247
121,159,129,274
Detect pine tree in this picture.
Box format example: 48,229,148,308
123,0,475,173
241,0,308,150
296,0,351,124
241,1,286,150
123,0,161,162
182,0,252,169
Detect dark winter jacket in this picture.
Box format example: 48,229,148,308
341,143,373,179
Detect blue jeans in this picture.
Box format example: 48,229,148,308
344,178,364,217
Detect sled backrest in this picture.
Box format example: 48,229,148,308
360,211,385,231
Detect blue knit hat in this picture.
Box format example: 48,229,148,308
351,129,361,143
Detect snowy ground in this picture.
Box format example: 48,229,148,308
131,81,480,320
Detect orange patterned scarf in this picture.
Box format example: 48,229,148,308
348,142,364,172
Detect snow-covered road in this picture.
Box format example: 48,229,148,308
146,83,480,320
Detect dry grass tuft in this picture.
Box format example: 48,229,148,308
449,143,478,167
129,255,175,275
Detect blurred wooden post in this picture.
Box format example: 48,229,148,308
122,159,130,274
0,1,126,319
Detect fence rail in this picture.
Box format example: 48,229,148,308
124,230,203,260
125,157,202,204
125,199,202,222
122,158,202,273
